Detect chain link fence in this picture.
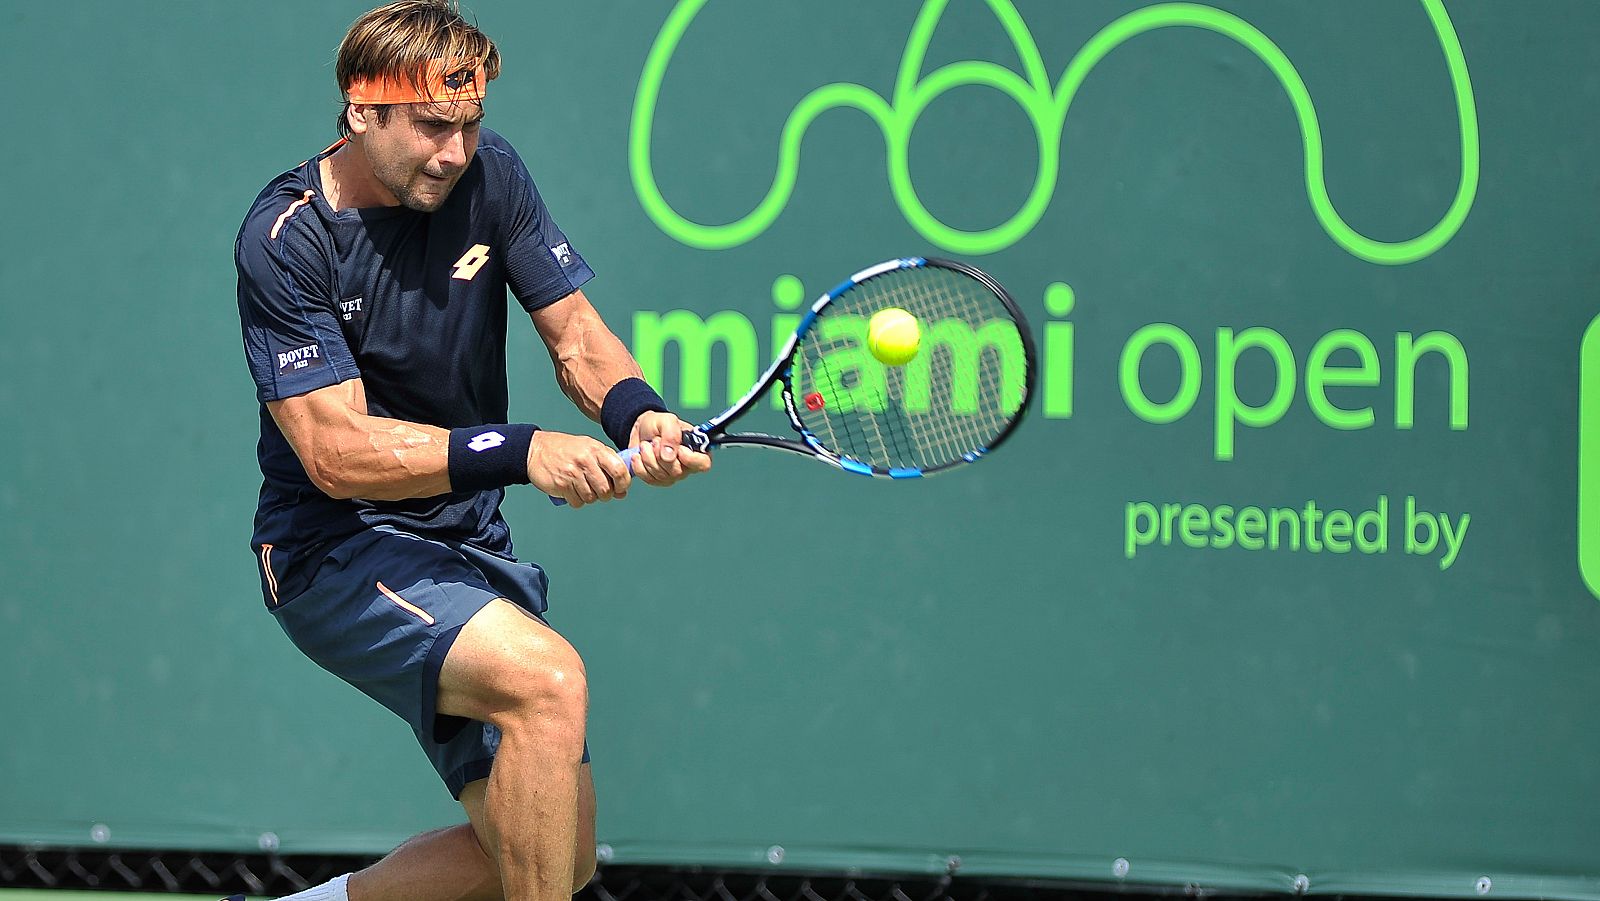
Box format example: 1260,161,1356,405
0,846,368,896
0,847,1219,901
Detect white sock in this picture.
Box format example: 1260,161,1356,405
275,873,351,901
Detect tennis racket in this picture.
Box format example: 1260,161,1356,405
554,256,1035,502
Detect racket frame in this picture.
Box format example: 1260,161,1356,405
692,256,1037,478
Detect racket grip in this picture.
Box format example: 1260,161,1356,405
617,445,642,470
548,429,709,506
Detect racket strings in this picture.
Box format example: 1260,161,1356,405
792,265,1025,472
896,269,1008,467
885,273,970,470
922,268,1018,443
803,331,918,469
820,280,921,469
803,340,853,457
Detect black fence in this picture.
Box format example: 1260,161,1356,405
0,847,1240,901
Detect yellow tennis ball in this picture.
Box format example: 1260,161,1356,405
868,307,921,366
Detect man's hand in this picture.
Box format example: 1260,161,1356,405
628,412,713,487
526,430,632,508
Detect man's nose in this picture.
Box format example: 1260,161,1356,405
438,129,469,169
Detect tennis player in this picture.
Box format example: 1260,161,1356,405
232,2,710,899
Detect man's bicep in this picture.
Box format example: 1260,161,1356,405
526,289,595,350
266,379,368,467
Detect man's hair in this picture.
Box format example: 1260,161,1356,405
334,0,501,138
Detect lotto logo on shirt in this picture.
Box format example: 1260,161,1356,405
453,244,491,280
551,243,573,267
277,343,324,373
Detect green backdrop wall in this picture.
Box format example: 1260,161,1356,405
3,2,1598,898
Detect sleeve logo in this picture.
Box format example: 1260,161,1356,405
452,244,492,281
467,430,506,452
550,242,573,267
276,343,324,373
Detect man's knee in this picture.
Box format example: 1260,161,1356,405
494,645,588,731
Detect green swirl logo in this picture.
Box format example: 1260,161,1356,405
630,0,1479,263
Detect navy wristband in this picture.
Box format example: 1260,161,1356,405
601,377,669,449
448,424,539,492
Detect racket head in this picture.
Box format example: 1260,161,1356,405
754,257,1036,477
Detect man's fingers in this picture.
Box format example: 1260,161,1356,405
581,460,619,502
638,438,689,485
677,446,713,473
634,440,668,486
632,439,661,484
573,469,600,504
585,445,630,500
603,448,631,499
670,422,712,473
656,442,684,480
605,419,711,493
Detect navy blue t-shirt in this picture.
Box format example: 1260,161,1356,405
235,128,592,601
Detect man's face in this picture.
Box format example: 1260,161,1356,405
355,101,483,212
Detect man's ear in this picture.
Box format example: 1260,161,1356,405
346,104,373,136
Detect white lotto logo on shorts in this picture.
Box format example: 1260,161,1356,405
468,430,506,452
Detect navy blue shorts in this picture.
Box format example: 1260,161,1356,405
263,526,584,798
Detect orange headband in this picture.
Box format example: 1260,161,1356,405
345,59,487,105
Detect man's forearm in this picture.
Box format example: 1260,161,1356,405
550,320,644,422
301,412,455,501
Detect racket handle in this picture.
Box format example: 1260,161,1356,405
548,429,709,506
680,428,712,454
617,445,643,470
